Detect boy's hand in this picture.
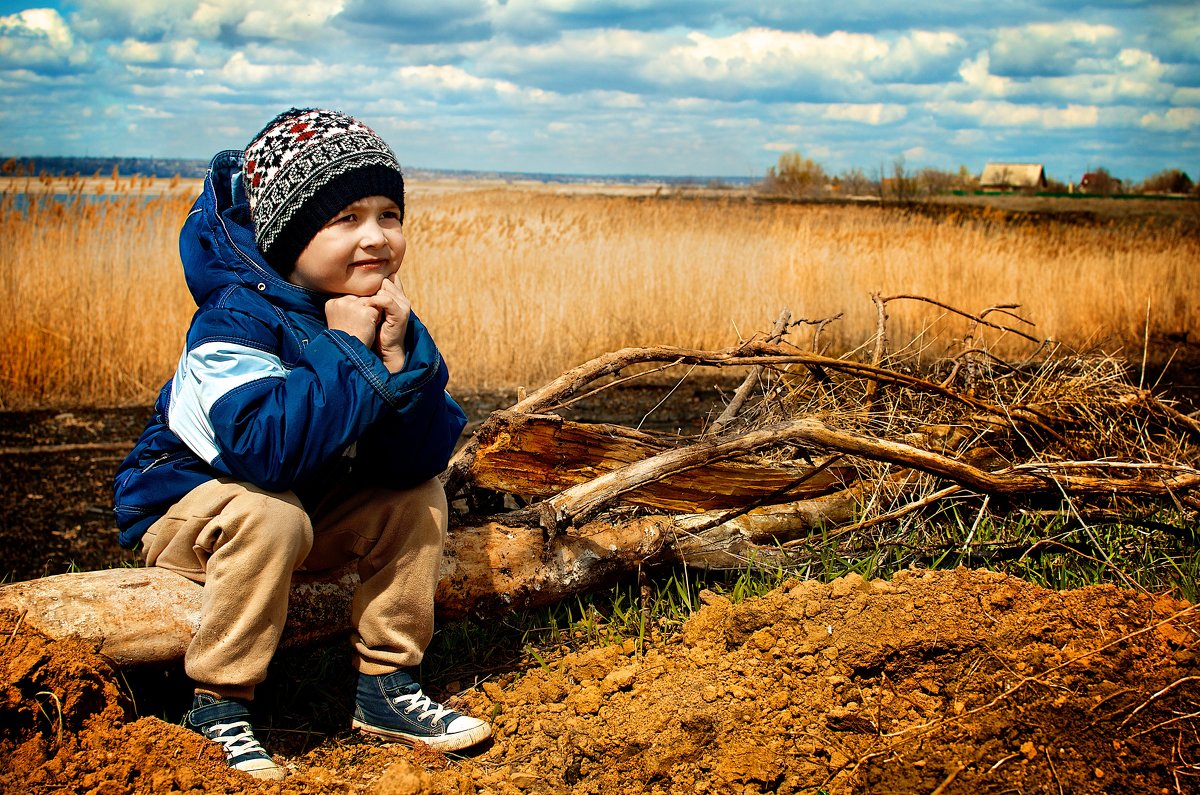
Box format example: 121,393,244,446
325,295,382,348
364,275,411,373
324,277,410,373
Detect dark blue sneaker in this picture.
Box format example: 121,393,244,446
353,669,491,751
183,693,285,780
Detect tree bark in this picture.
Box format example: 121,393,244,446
471,411,850,521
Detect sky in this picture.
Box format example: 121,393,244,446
0,1,1196,182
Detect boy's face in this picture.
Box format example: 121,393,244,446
289,195,405,296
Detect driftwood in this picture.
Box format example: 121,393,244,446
4,298,1198,666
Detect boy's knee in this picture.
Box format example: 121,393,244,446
221,484,314,560
410,477,449,515
369,478,448,552
398,478,448,540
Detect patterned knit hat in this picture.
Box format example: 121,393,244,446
243,108,405,271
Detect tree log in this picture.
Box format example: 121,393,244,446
0,494,858,666
470,410,850,514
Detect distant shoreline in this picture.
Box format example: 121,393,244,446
0,155,756,188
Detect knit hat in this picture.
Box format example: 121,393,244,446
243,108,406,272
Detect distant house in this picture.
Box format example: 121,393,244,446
979,163,1047,191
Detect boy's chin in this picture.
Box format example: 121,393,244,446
344,276,388,296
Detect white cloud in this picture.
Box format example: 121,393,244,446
1173,87,1200,105
219,50,337,86
958,53,1012,97
957,46,1176,106
0,1,1193,180
107,37,205,68
72,0,344,41
989,21,1121,78
69,0,180,38
396,63,520,95
949,128,985,146
591,90,645,109
126,103,174,119
711,116,760,129
0,8,89,72
867,30,966,82
651,28,888,86
482,27,656,73
1139,107,1200,132
233,0,346,40
929,100,1100,128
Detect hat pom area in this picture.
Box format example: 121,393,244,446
242,108,405,272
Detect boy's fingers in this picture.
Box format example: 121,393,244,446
360,294,395,314
366,285,410,313
378,278,406,301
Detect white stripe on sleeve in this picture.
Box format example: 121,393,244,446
168,341,288,464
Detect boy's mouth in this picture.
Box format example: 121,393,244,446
352,258,389,269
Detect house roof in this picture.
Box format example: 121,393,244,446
979,163,1046,188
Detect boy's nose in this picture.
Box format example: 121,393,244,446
360,222,387,249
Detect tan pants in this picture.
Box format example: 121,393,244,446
141,475,447,700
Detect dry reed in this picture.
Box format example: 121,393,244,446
1,179,1196,409
0,185,195,409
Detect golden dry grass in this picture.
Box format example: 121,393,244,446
1,178,1197,409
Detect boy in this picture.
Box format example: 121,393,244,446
113,108,490,780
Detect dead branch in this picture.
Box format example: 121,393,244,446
880,295,1041,344
539,419,859,535
709,308,793,435
863,293,887,413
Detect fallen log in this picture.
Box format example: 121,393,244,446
0,492,859,665
472,410,850,516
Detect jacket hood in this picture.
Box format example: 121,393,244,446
179,150,326,316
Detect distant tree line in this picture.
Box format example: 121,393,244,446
761,152,1197,200
1,156,210,180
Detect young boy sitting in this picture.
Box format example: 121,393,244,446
113,108,490,780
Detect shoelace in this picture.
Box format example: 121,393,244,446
204,720,270,759
392,690,454,723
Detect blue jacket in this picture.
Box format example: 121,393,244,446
113,150,467,549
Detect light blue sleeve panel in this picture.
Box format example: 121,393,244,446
167,341,288,465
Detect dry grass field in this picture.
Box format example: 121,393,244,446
0,175,1197,409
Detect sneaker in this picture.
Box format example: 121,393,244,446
353,669,492,751
183,693,285,780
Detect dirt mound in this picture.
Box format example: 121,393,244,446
3,568,1198,794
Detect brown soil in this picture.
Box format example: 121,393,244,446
2,393,1199,794
3,570,1198,794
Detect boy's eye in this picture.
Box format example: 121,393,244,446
381,210,401,221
